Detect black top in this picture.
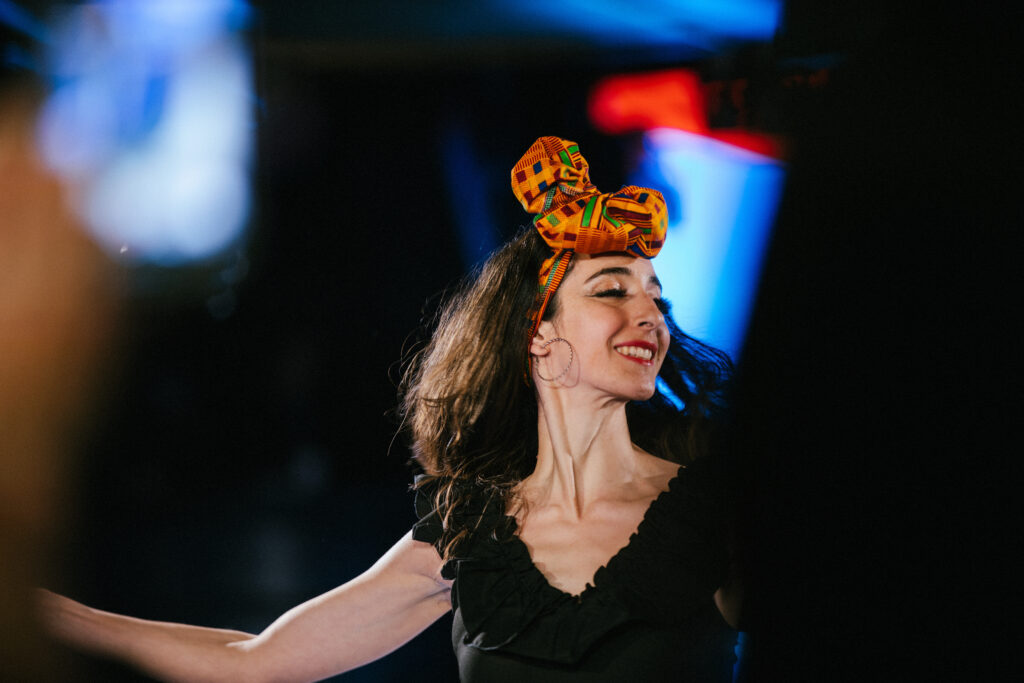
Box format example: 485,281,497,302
411,460,737,682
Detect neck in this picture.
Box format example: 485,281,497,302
525,388,642,518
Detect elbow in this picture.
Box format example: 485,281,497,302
714,585,743,630
222,639,277,683
224,637,325,683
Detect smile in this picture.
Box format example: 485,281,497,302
614,342,656,364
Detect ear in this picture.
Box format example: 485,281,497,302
529,320,557,357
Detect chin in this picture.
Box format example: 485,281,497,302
625,383,658,402
596,375,659,402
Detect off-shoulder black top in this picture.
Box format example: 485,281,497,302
411,460,737,682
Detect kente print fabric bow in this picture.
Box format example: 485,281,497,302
511,136,668,340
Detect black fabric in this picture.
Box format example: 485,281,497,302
411,460,736,681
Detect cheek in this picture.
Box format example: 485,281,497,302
561,307,619,339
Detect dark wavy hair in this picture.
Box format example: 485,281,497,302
399,227,732,558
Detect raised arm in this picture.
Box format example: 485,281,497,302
41,532,451,683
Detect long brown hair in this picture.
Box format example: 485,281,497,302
399,227,732,557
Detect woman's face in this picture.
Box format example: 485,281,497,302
534,253,669,402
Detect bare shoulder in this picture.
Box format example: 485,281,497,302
631,446,682,494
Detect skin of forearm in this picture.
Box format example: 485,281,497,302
119,615,256,683
39,536,450,682
49,596,258,683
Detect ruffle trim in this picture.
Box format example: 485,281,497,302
411,461,728,665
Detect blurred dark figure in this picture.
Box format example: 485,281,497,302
0,24,117,683
731,4,1013,680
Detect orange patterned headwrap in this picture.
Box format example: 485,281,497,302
511,136,668,339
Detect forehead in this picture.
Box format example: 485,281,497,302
565,253,659,284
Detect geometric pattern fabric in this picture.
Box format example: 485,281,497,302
511,136,669,339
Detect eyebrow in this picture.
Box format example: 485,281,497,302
583,266,662,291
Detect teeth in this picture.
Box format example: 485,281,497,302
616,345,653,360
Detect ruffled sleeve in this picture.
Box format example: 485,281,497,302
410,475,506,581
410,474,444,547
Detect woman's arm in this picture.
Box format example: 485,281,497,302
41,532,451,683
713,555,744,630
714,584,742,630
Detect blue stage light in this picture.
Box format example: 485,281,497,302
636,128,785,360
36,0,254,265
497,0,781,48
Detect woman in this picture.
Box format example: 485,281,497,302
41,137,739,681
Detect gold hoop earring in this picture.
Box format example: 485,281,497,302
536,337,574,382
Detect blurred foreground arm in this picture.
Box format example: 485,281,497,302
40,532,450,682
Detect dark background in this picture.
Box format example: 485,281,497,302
47,5,710,681
7,1,1013,681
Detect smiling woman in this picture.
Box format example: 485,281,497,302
41,137,738,682
534,255,670,401
402,138,738,681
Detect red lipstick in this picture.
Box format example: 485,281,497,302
613,340,658,365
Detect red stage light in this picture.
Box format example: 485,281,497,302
589,70,709,135
588,69,784,159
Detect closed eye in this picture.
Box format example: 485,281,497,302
593,289,669,313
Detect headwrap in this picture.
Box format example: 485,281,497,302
511,136,668,339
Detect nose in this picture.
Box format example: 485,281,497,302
634,292,665,328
